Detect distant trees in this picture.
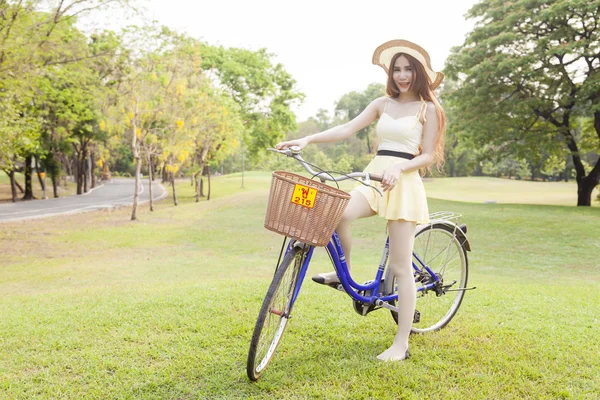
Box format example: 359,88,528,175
0,1,304,218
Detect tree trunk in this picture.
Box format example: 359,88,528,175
151,155,156,181
64,155,72,187
8,169,17,202
568,147,599,206
147,154,154,212
576,160,600,206
22,155,34,200
131,155,142,220
171,172,178,206
35,158,46,193
82,153,88,193
90,152,96,189
190,157,194,186
194,171,201,202
207,165,211,201
162,165,167,183
74,155,82,195
131,99,141,221
52,175,58,198
14,177,24,194
195,149,208,198
577,179,596,206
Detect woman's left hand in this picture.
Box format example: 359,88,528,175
381,164,404,192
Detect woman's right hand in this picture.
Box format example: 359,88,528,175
275,137,309,150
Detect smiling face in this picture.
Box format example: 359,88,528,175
392,55,414,93
385,52,429,98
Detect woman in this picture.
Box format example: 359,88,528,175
276,39,446,361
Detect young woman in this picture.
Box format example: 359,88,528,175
276,39,446,361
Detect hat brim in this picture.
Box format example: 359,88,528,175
372,40,444,90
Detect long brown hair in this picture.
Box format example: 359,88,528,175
386,53,446,170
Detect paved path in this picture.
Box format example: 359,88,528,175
0,179,168,222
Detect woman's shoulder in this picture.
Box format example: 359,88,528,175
424,101,437,113
424,101,439,121
372,96,390,106
368,96,390,114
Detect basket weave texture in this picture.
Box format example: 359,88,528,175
264,171,351,246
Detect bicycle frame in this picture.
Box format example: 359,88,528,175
287,230,443,309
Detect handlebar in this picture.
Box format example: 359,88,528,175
267,146,383,194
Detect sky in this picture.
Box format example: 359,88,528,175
94,0,481,121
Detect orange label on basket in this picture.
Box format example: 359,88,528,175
291,184,317,209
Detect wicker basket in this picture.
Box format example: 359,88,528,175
264,171,351,247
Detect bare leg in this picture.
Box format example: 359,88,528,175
377,219,416,361
312,190,375,284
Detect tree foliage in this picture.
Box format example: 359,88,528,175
199,44,304,160
446,0,600,205
0,1,302,212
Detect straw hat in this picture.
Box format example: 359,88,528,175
372,39,444,89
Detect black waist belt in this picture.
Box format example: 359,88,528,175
376,150,415,160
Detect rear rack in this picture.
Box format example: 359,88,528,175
428,211,462,224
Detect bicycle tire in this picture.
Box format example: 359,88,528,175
247,246,304,381
386,223,469,333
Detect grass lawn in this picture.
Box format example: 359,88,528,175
423,176,600,207
1,171,599,399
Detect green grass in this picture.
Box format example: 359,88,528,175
1,172,599,399
423,176,600,206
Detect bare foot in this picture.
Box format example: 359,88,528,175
376,345,410,362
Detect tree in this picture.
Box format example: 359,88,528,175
117,25,183,219
446,0,600,205
199,44,304,161
189,89,242,202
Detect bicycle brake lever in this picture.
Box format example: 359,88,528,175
361,173,384,197
364,173,371,186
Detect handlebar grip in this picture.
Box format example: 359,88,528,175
370,174,383,182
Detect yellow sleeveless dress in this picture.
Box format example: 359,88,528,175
354,98,430,224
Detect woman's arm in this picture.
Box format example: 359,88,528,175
276,97,384,150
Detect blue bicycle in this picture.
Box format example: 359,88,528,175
247,148,473,381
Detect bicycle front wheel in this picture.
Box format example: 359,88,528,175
247,246,304,381
389,223,469,333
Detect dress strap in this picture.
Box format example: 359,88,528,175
383,98,390,115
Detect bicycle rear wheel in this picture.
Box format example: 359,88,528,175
388,223,469,333
247,246,304,381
